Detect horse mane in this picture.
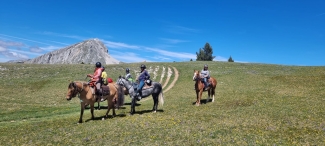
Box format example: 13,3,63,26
68,81,88,88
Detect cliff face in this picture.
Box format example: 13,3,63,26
25,38,120,64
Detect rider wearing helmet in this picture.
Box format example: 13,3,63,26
125,68,133,82
87,62,103,95
135,64,150,101
201,64,210,90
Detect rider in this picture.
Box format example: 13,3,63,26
87,62,103,95
135,64,150,101
125,68,133,82
201,64,210,90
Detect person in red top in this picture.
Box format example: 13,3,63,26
87,62,103,94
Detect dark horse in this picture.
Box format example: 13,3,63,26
66,81,124,123
193,70,217,106
116,76,164,115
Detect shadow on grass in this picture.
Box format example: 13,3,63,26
85,105,128,110
123,102,141,106
192,99,212,105
85,114,127,122
131,109,164,115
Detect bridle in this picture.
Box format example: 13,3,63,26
117,78,133,91
67,82,84,98
193,71,202,81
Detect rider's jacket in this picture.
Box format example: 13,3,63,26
90,67,103,82
138,70,150,81
200,69,210,78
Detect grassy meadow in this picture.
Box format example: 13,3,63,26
0,61,324,145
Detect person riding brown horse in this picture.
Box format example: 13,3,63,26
201,64,210,90
87,62,104,97
193,67,217,106
66,81,125,123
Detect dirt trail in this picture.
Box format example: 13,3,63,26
162,67,172,89
163,67,178,93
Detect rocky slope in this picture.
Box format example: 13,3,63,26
25,38,119,64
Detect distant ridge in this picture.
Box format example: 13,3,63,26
24,38,119,64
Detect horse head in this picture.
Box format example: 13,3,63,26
66,82,80,100
193,70,201,81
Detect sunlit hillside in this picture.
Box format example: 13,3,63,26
0,62,324,145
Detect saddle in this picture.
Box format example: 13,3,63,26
133,80,154,95
89,84,110,96
201,78,211,89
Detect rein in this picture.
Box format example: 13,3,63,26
118,79,133,91
72,82,85,98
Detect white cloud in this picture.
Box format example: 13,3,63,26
160,38,189,44
214,56,228,61
102,40,140,49
41,31,86,40
0,46,6,52
30,46,44,53
8,49,43,56
0,34,52,46
3,51,29,59
109,50,152,63
40,46,62,51
166,25,199,34
145,47,196,59
0,40,25,47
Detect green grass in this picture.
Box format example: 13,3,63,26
0,62,324,145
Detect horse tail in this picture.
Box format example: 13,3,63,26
116,85,125,107
159,89,164,107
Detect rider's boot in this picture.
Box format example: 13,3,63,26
134,90,141,101
204,82,208,91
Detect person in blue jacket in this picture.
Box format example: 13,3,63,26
135,64,150,101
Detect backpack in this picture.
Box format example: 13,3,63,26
101,71,108,85
107,78,113,83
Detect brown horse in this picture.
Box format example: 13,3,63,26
66,81,124,123
193,70,217,106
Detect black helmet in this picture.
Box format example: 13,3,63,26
204,64,208,68
95,62,101,68
101,66,105,71
140,64,146,69
126,68,130,72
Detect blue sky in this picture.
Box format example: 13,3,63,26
0,0,324,66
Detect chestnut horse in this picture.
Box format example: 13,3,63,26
66,81,124,123
193,70,217,106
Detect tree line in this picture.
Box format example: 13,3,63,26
193,42,234,62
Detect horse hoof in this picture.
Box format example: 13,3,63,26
153,111,156,113
102,117,105,121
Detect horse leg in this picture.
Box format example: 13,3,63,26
198,90,203,106
97,100,101,110
206,89,211,104
79,103,85,123
106,99,116,117
130,97,136,115
196,91,199,106
152,94,158,113
212,88,215,102
90,103,95,120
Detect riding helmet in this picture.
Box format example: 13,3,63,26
126,68,130,72
102,66,105,71
95,62,101,68
140,64,146,69
204,64,208,68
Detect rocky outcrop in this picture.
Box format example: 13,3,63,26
25,38,119,64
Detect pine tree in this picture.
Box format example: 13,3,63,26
196,42,215,61
228,56,234,62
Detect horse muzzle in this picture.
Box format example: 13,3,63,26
66,96,72,101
